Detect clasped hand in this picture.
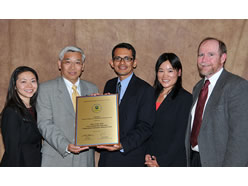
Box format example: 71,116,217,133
89,92,120,152
97,144,123,151
145,154,159,167
68,144,89,154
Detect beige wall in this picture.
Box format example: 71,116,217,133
1,19,248,163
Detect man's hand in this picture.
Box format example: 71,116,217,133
97,144,122,151
68,144,89,154
89,92,111,96
145,154,159,167
89,93,101,96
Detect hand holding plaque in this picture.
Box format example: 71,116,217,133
97,143,122,151
68,144,89,153
75,94,120,147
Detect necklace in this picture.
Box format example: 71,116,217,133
162,89,172,98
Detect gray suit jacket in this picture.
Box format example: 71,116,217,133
37,77,98,167
185,69,248,166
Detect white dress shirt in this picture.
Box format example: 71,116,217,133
63,77,81,99
191,68,223,151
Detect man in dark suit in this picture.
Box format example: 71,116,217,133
97,43,156,167
185,37,248,166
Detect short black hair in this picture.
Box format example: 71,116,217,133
112,43,136,60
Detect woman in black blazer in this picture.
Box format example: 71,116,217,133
0,66,42,167
145,53,192,167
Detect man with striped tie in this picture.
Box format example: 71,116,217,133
97,43,156,167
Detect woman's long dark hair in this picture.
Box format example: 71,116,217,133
153,53,182,99
1,66,39,119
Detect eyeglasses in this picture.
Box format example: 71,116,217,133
113,56,133,63
62,60,83,66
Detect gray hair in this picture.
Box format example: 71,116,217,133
59,46,86,62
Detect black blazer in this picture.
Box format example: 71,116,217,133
98,74,156,167
147,88,192,166
0,106,42,167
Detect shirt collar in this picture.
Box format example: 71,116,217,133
63,77,80,89
205,68,223,87
117,73,133,86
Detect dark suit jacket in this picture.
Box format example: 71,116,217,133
0,106,42,167
147,88,192,166
98,74,156,167
185,69,248,166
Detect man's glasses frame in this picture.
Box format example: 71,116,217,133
113,56,134,63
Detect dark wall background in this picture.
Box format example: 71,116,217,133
1,19,248,162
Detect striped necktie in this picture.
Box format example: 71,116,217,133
116,82,121,104
72,84,80,111
190,80,210,147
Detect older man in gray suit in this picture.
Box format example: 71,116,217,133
185,37,248,167
37,46,98,166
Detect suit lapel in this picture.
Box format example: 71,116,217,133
106,78,118,94
201,70,228,129
187,79,204,137
57,77,75,116
120,74,137,107
193,80,205,108
156,90,173,113
116,75,137,133
206,69,228,107
79,80,89,96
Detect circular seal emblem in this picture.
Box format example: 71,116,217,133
92,104,102,113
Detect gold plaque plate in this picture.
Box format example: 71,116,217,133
75,94,119,147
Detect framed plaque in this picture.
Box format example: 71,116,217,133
75,94,120,147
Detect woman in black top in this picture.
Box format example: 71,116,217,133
145,53,192,167
0,66,42,167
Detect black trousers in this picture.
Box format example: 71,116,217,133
190,150,202,167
